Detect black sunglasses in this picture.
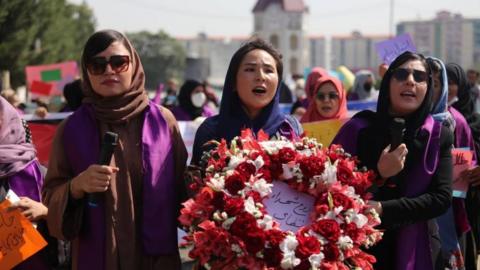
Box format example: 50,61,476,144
316,91,339,101
392,68,428,83
86,55,130,75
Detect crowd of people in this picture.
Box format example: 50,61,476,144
1,29,480,270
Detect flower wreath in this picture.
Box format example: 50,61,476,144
179,129,383,270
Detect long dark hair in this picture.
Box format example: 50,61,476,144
217,37,286,142
377,51,433,132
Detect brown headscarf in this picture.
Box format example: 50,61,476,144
81,31,149,124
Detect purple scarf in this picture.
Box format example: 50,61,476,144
333,115,441,270
0,96,36,178
63,102,178,270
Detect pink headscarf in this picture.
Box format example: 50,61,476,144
301,76,348,123
0,96,36,178
305,67,328,99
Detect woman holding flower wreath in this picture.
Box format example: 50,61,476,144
191,38,303,166
332,51,453,269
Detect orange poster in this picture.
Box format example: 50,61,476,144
0,200,47,269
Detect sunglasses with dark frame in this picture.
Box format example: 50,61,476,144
86,55,130,75
392,68,428,83
316,91,339,101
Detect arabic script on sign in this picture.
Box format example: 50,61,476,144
263,181,315,232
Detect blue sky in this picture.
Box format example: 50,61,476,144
70,0,480,37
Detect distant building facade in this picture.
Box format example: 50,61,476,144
398,11,480,69
178,33,247,85
252,0,310,77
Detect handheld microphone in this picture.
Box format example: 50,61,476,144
389,118,405,152
87,132,118,207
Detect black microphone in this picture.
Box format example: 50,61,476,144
87,132,119,207
389,118,405,152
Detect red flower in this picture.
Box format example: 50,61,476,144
243,227,266,254
323,243,340,261
258,168,272,182
299,156,326,179
269,154,284,179
296,234,321,259
265,229,286,246
344,223,362,243
224,196,244,216
236,162,257,178
225,172,246,195
336,159,355,185
311,219,341,242
279,147,297,163
211,191,225,209
230,212,257,237
264,247,283,267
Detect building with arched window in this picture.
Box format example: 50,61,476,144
252,0,309,78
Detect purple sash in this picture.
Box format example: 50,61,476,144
63,102,178,270
333,116,442,270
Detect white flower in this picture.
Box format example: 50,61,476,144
282,164,294,179
352,213,368,228
207,174,224,191
251,178,273,197
228,155,244,170
259,140,294,154
254,155,264,171
279,234,299,252
280,252,301,269
257,214,274,230
308,253,325,269
222,217,236,230
231,243,243,255
337,235,354,250
320,161,337,184
324,207,344,223
279,235,301,269
244,197,261,217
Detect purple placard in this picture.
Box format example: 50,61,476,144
264,181,315,232
375,33,417,65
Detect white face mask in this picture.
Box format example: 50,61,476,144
191,92,207,108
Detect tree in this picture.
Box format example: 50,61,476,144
0,0,96,88
127,31,186,90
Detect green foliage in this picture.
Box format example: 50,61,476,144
127,31,186,90
0,0,96,88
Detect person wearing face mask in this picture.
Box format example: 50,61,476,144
170,79,215,122
300,75,348,123
191,38,303,166
348,70,378,101
333,51,453,269
42,30,188,270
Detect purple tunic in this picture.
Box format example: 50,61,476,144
8,160,49,270
332,115,441,270
63,102,179,270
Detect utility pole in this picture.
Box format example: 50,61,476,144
390,0,395,38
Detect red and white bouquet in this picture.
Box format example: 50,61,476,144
179,129,383,270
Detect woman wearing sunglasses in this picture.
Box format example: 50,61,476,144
332,51,453,269
191,38,303,166
42,30,188,270
300,75,348,123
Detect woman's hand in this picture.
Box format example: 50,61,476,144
461,166,480,187
367,200,383,216
70,165,119,199
11,197,48,222
377,143,408,179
